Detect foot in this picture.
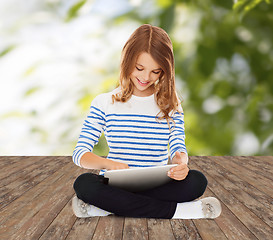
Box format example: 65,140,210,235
72,196,111,218
200,197,222,219
72,196,93,218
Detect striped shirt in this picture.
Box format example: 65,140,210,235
72,88,187,175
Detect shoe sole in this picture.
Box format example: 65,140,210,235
72,196,90,218
201,197,222,219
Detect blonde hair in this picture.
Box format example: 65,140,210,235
112,24,181,124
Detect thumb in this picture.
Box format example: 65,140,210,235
174,151,182,163
175,151,182,158
175,151,187,164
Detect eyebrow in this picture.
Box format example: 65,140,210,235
136,63,162,71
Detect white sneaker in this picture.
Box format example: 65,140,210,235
72,196,93,218
72,196,111,218
200,197,222,219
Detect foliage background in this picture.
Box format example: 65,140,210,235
0,0,272,156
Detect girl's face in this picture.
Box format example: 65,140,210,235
130,52,162,97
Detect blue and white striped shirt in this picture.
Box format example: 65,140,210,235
72,88,187,175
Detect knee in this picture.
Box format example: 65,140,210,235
73,173,105,202
189,170,208,197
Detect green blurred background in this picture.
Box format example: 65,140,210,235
0,0,272,156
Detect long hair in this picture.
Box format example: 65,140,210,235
112,24,181,124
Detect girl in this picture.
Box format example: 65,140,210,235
72,24,221,219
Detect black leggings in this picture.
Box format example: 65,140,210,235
73,170,207,219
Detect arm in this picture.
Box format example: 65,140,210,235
72,102,105,167
169,111,187,160
168,111,189,180
72,95,129,170
80,152,129,170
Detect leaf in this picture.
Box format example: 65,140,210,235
23,64,39,77
233,0,271,20
159,3,175,33
156,0,174,8
0,45,16,57
65,0,87,22
24,87,40,97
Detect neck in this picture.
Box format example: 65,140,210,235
133,86,155,97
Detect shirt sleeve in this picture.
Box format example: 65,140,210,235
168,111,187,160
72,95,106,167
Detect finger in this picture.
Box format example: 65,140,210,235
171,170,188,177
175,152,188,164
171,164,186,170
174,152,183,162
170,164,187,173
170,172,188,180
168,170,188,179
169,174,187,181
174,168,189,177
175,151,181,158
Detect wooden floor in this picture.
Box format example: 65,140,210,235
0,156,272,240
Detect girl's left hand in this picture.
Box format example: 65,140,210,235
168,152,189,181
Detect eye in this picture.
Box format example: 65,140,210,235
153,71,161,74
136,67,143,71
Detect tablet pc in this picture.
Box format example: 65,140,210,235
104,164,178,192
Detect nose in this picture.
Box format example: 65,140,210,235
142,70,150,81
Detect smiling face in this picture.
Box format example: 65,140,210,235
130,52,163,97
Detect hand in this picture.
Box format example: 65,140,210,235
107,159,129,170
168,152,189,181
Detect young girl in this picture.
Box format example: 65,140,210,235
72,24,221,219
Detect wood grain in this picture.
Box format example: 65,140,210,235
0,156,272,240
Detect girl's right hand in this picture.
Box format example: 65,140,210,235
106,159,129,170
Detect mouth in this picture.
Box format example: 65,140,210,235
137,78,149,86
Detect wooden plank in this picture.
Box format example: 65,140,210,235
214,201,258,240
227,156,273,181
92,215,124,240
122,218,148,240
229,156,273,177
265,155,273,162
210,156,273,197
66,217,100,240
0,161,76,238
0,156,19,168
0,161,73,223
191,171,258,240
39,199,77,240
170,219,202,240
191,158,273,240
177,178,227,240
195,156,273,226
0,157,62,191
0,156,36,167
147,219,175,240
1,156,272,240
0,156,48,180
206,156,273,210
251,156,273,166
0,156,8,165
9,165,84,240
193,219,228,240
0,157,66,209
0,156,58,187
